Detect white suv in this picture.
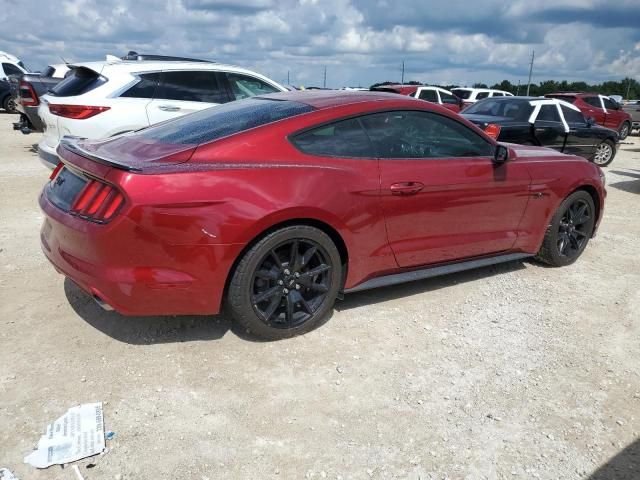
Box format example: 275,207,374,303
0,51,28,80
451,87,513,108
37,54,286,168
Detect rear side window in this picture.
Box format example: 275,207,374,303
476,92,490,100
537,105,562,122
226,72,279,100
120,72,161,99
583,97,602,108
291,118,373,158
157,70,229,104
2,63,23,76
602,97,617,110
418,89,438,102
492,92,503,97
561,105,585,124
41,66,55,77
139,97,314,145
49,67,107,97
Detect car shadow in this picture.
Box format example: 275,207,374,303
63,278,268,344
587,437,639,480
65,261,528,344
26,143,38,154
608,170,640,194
337,259,528,311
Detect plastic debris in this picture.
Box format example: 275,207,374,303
105,430,116,440
0,468,19,480
72,465,85,480
24,403,105,468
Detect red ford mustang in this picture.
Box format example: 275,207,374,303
40,91,606,339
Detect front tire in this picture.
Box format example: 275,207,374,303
535,190,596,267
619,122,630,141
2,95,17,113
227,225,342,340
592,139,615,167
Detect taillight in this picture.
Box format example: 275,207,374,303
484,123,502,139
48,104,110,120
19,80,39,107
71,179,124,222
50,162,64,180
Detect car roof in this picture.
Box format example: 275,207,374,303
547,92,599,97
68,59,269,76
256,90,426,109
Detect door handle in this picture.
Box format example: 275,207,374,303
390,182,424,196
158,105,181,112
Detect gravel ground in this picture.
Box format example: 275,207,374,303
0,112,638,480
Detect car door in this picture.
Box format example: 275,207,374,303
582,96,606,126
559,104,596,158
601,96,622,130
532,104,567,151
146,70,231,125
360,110,531,267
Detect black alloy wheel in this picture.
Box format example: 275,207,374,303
227,225,342,340
251,238,332,328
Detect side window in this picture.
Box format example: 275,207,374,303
291,118,373,158
226,72,279,100
157,70,229,104
476,91,490,100
602,97,617,110
360,110,493,159
537,105,562,122
439,91,459,104
418,89,438,102
2,63,23,76
491,92,503,97
583,97,602,109
561,105,586,125
120,72,161,99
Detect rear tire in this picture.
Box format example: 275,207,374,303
2,95,17,113
618,121,630,141
227,225,342,340
535,190,596,267
591,139,615,167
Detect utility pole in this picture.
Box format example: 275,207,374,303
526,50,535,96
626,78,632,100
323,66,327,88
516,79,521,96
401,61,405,84
287,70,290,85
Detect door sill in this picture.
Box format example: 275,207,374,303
344,252,532,294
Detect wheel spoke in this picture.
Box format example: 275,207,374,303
300,245,317,268
573,229,587,238
285,293,295,326
289,240,300,271
262,294,281,322
300,264,331,279
309,282,329,293
253,286,282,304
291,289,313,314
270,249,284,270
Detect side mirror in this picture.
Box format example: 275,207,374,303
494,144,509,163
586,117,595,126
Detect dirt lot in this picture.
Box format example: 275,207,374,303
0,112,638,480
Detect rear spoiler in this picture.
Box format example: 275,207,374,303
59,136,141,172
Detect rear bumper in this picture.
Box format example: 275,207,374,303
39,192,241,316
38,141,59,169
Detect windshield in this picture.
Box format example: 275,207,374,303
463,98,532,120
452,89,472,100
139,97,315,145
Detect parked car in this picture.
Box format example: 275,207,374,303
545,93,632,140
37,53,287,168
621,100,640,134
40,91,605,339
12,64,70,133
370,84,463,113
1,51,29,112
451,87,513,108
462,96,619,166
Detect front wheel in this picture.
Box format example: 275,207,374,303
535,190,596,267
2,95,17,113
227,225,342,340
592,139,616,167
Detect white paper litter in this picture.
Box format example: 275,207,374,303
24,403,105,469
0,468,19,480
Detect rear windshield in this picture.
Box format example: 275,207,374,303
452,89,472,100
49,67,106,97
41,66,54,77
139,97,315,145
464,98,532,120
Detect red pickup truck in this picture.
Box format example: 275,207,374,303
546,93,632,140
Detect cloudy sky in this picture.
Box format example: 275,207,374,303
2,0,639,88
